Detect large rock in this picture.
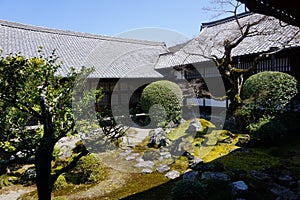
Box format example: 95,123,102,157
186,119,202,133
21,168,36,183
142,150,161,161
170,137,193,156
201,172,230,183
183,170,199,181
148,128,170,147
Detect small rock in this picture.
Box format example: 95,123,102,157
232,181,249,198
157,164,170,173
165,170,180,179
189,157,203,170
183,170,199,181
141,169,153,174
236,134,251,146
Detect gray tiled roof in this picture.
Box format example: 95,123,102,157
156,12,300,69
0,19,167,78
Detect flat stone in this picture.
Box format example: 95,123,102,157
125,156,136,161
141,169,153,174
134,161,155,168
165,170,180,179
156,164,170,173
125,153,140,160
119,149,132,157
159,152,172,160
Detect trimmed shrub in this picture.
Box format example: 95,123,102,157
235,71,297,143
238,71,297,121
171,179,206,200
64,153,105,184
140,80,183,127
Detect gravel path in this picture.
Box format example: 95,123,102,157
0,185,35,200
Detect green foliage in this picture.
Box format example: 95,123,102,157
52,146,61,160
171,179,206,200
0,49,95,159
247,116,287,144
53,175,68,190
52,197,67,200
64,153,106,184
0,49,103,198
140,80,183,127
238,71,297,121
235,71,297,142
0,174,13,187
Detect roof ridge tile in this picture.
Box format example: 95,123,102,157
0,19,166,46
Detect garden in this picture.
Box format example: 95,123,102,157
1,69,300,199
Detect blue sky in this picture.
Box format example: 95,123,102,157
0,0,242,46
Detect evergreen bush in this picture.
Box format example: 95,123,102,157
140,80,183,127
64,153,105,184
235,71,297,143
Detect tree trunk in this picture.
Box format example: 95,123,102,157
35,142,54,200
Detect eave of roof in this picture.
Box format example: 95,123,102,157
156,12,300,70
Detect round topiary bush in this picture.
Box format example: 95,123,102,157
240,71,297,118
235,71,298,143
171,179,206,200
140,80,183,127
64,153,106,184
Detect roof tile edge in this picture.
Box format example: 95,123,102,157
0,19,166,47
200,12,253,30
